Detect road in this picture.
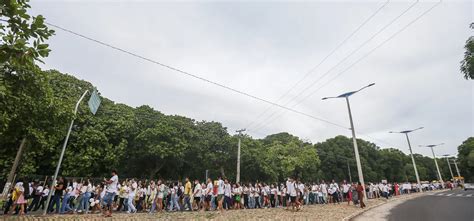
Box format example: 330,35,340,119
388,189,474,221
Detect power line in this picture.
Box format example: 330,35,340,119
249,0,419,133
250,0,441,147
244,0,390,129
249,0,431,133
44,22,349,130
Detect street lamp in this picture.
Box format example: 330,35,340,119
452,159,461,178
442,154,454,181
322,83,375,199
419,143,444,185
389,127,424,192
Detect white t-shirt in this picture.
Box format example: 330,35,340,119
343,184,350,193
287,182,297,197
107,175,118,193
206,183,213,196
224,183,232,197
217,179,225,195
80,185,87,194
128,186,135,199
36,186,44,195
298,183,305,194
42,188,49,197
271,188,277,195
321,184,328,193
86,184,93,193
194,183,202,197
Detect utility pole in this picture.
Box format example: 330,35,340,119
1,138,27,199
452,159,461,178
347,160,352,183
236,129,246,184
389,127,424,193
419,144,444,186
442,155,454,181
322,83,375,201
405,133,422,192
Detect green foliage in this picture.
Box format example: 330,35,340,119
1,68,471,183
457,137,474,182
460,23,474,80
0,0,59,177
0,0,470,185
0,0,54,66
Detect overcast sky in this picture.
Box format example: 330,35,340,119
31,0,473,158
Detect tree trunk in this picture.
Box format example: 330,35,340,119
220,166,225,178
2,137,27,199
150,163,164,180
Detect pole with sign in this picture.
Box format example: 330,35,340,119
43,89,100,215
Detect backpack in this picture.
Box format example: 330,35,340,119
177,186,183,197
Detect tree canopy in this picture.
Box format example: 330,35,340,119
460,23,474,80
1,0,472,185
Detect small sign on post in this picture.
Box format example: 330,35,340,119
88,90,101,115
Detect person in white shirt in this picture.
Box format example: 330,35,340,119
127,181,137,214
285,179,292,209
287,178,299,211
382,183,389,199
103,170,118,217
342,180,351,204
169,183,180,211
233,183,242,209
27,181,42,211
248,184,255,209
223,179,232,210
38,185,49,211
297,181,305,206
254,184,261,209
320,181,328,204
205,178,213,211
193,179,202,210
217,177,225,211
243,184,249,209
281,184,287,207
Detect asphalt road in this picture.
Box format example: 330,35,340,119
388,189,474,221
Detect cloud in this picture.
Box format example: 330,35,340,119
31,1,473,158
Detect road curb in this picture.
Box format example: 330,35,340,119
341,190,449,221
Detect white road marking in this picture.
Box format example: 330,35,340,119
446,193,453,196
467,194,472,197
437,193,444,196
456,194,463,197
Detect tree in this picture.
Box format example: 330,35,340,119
460,23,474,80
457,137,474,182
0,0,55,68
0,0,58,180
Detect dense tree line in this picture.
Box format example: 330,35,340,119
2,69,472,183
1,0,473,185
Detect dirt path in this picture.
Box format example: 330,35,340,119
1,192,445,221
0,201,379,221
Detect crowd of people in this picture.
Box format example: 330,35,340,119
2,169,446,217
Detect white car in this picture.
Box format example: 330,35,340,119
464,183,474,191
